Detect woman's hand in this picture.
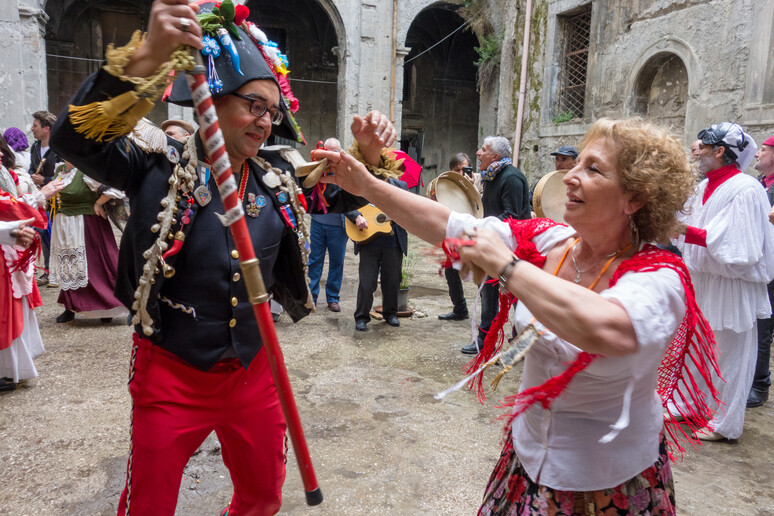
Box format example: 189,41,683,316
457,228,516,280
316,150,378,197
39,179,65,200
124,0,202,78
94,202,108,219
9,218,36,249
350,111,397,166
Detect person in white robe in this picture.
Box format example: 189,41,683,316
674,122,774,440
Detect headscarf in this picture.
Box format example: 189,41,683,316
3,128,29,153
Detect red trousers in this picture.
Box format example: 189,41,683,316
117,335,287,516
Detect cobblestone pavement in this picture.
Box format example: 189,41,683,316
1,236,772,515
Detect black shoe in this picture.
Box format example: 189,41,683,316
272,313,281,322
385,315,400,327
438,311,469,321
747,388,769,408
355,321,368,332
0,377,17,391
56,310,75,323
461,341,484,355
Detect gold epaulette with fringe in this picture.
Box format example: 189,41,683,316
69,31,195,143
349,141,404,180
127,118,169,154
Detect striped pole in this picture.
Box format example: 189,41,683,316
186,53,323,506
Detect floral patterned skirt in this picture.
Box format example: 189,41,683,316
478,434,675,516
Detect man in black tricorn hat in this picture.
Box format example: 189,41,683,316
50,1,399,514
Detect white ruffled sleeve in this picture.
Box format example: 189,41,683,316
445,212,515,249
695,182,774,282
82,174,126,200
0,220,20,246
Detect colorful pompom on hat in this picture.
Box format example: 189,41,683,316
166,1,305,144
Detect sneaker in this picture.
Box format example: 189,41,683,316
693,427,725,441
36,274,48,286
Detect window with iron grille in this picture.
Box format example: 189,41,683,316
555,6,592,120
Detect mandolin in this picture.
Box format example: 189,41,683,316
345,204,393,244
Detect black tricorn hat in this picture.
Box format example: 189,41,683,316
167,1,303,144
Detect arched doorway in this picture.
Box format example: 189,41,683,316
632,52,689,133
403,7,479,192
246,0,341,152
44,1,161,122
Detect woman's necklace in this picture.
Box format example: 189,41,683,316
570,238,631,284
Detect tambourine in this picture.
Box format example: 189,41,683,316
532,170,567,223
426,171,483,218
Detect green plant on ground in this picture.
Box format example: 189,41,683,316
400,250,418,290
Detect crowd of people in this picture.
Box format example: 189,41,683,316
1,0,773,514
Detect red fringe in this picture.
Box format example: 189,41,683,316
460,218,720,459
463,218,560,402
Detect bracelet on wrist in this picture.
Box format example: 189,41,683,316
498,255,520,290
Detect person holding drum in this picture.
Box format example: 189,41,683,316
438,152,475,321
317,117,719,515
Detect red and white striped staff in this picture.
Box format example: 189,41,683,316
185,53,323,507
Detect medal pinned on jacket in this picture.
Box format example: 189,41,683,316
246,193,264,217
194,165,212,206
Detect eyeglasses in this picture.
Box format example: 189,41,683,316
229,93,284,126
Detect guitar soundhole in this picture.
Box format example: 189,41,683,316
376,214,387,224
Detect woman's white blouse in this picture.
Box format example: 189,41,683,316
447,212,686,490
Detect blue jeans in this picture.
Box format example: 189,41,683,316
307,219,348,304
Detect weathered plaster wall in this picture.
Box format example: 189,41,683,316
0,0,48,133
517,0,774,187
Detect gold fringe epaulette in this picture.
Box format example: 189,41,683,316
349,141,404,180
128,118,169,154
68,31,195,143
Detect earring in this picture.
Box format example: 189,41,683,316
629,216,640,247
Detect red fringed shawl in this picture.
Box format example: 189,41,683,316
463,218,721,456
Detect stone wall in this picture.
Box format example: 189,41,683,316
519,0,774,185
0,0,48,132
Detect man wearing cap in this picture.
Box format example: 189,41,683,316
673,122,774,440
461,136,529,354
749,135,774,408
50,1,396,514
550,145,578,171
161,118,195,142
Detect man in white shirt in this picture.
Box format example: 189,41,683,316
674,122,774,440
749,135,774,408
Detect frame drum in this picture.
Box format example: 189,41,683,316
532,170,567,223
426,171,484,218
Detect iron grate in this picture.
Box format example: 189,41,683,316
556,9,592,120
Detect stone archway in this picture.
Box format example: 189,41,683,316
246,0,342,152
44,1,156,121
632,52,689,133
402,6,479,192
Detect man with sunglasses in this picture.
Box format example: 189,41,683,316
673,122,774,442
50,1,396,514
